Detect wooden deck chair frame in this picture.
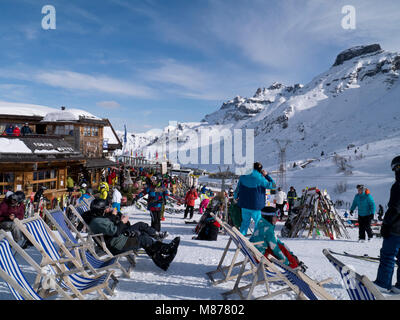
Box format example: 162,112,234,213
323,248,400,300
222,226,334,300
67,204,137,269
45,207,133,278
206,213,260,285
14,214,117,300
0,230,75,300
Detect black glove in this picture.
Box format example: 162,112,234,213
124,229,140,238
298,261,308,273
131,197,137,204
349,210,354,216
380,224,391,238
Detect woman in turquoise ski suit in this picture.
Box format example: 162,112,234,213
350,185,376,241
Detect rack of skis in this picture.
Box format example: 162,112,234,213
282,187,350,240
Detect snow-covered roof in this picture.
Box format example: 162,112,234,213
103,126,120,145
0,137,79,155
0,101,57,117
43,108,100,122
0,101,100,122
0,138,31,153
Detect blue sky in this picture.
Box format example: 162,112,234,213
1,0,400,132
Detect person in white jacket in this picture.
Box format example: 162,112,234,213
275,187,287,219
112,186,123,213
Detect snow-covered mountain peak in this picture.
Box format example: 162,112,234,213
332,44,382,67
118,44,400,188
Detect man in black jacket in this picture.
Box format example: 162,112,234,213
287,186,297,217
86,199,179,271
374,156,400,293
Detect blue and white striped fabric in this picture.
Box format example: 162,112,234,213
271,261,318,300
49,210,116,270
235,234,261,266
76,203,90,216
24,219,108,292
0,238,42,300
324,251,375,300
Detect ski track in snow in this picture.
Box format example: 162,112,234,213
0,199,390,300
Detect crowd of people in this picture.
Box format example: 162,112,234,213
1,155,399,293
1,123,33,136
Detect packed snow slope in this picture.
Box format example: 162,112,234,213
0,200,391,301
117,44,400,207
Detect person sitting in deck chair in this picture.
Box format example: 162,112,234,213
250,206,307,272
86,199,178,271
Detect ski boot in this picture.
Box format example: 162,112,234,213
150,237,180,271
155,231,169,241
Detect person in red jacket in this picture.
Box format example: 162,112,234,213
184,186,198,220
0,193,25,246
12,125,21,137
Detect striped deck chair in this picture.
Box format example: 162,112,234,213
67,204,137,268
0,230,74,300
0,230,43,300
45,208,133,278
323,249,400,300
14,215,117,300
221,227,334,300
206,213,261,285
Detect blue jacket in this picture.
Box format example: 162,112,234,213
234,170,275,210
136,186,169,211
350,192,376,217
250,218,290,266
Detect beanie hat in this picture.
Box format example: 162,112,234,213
261,206,277,216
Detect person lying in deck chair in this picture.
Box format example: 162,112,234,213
85,199,180,271
250,206,307,272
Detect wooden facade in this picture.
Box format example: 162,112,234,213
0,108,122,201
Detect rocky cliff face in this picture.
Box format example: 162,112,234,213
332,44,382,66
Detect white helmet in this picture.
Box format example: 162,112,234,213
81,183,87,188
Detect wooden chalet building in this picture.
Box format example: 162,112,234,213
0,103,122,200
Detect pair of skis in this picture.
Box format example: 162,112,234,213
329,250,380,263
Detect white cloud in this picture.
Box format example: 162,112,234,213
34,70,154,98
96,100,121,109
127,0,400,71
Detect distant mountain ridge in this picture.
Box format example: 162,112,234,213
116,44,400,173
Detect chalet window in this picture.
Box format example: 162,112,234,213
84,126,98,137
55,125,74,136
32,169,57,192
0,172,14,195
91,127,99,137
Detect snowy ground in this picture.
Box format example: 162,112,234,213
0,200,393,301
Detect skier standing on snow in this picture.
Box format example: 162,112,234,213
111,185,122,213
234,162,275,236
250,206,307,271
274,187,287,220
350,184,376,242
132,176,169,232
378,204,384,221
287,186,297,217
183,186,198,220
374,156,400,293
